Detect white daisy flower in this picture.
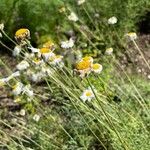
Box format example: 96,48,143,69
105,47,113,55
33,114,40,122
108,16,117,24
61,38,74,49
16,60,30,71
125,32,137,41
20,109,26,116
13,46,21,56
77,0,85,5
92,63,103,74
23,85,34,97
68,12,78,22
12,82,23,96
80,87,95,102
31,72,43,82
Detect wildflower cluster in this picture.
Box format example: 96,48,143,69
74,56,103,78
0,28,64,106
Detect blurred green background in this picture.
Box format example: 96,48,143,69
0,0,150,43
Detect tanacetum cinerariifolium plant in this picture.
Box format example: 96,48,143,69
0,1,150,148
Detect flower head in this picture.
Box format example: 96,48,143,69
75,56,93,77
77,0,85,5
80,87,95,102
13,46,21,56
105,47,113,55
12,82,23,96
15,28,30,41
30,72,44,82
125,32,137,41
92,63,103,74
76,60,91,70
33,114,40,122
61,38,74,49
20,109,26,116
108,16,117,24
68,12,78,22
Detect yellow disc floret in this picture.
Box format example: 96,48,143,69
92,63,101,70
85,91,92,97
15,28,30,41
40,48,51,54
76,60,91,70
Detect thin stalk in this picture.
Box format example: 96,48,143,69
132,40,150,70
86,78,129,150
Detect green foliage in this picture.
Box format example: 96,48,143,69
0,0,150,44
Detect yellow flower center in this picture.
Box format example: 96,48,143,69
106,48,113,51
15,28,29,37
85,91,92,97
127,32,137,38
76,60,91,70
92,63,101,70
40,48,51,54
